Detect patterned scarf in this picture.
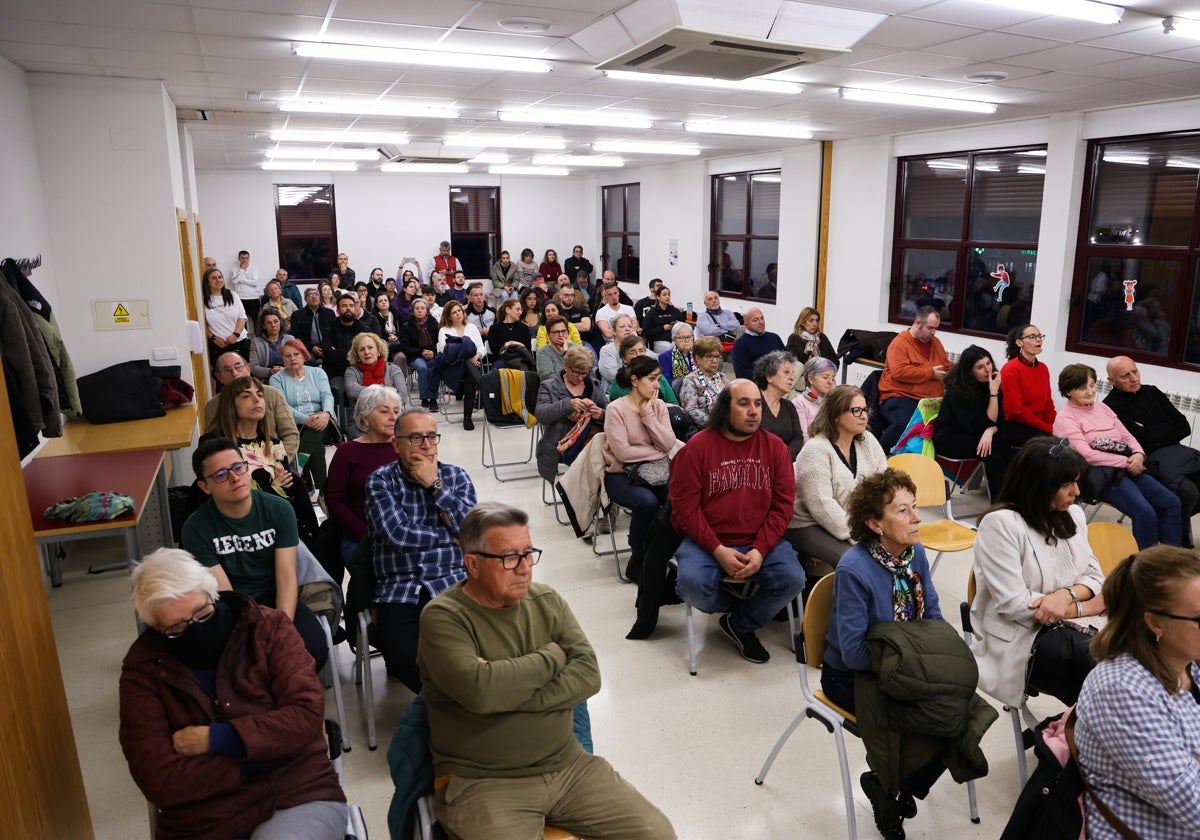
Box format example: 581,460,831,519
800,330,820,360
670,347,694,381
866,539,924,622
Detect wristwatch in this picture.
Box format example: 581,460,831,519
429,478,445,494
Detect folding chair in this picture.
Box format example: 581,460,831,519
479,368,541,482
756,575,980,838
888,453,977,576
326,719,370,838
681,569,798,675
1087,521,1137,576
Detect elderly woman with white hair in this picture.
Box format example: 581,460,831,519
792,356,838,440
657,321,696,386
118,548,347,840
326,384,404,572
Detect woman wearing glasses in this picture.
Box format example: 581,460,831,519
657,322,696,386
1073,546,1200,840
999,324,1056,445
787,385,888,571
677,336,728,428
119,548,346,840
970,437,1107,710
933,344,1014,493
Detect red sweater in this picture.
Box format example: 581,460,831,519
669,428,794,556
1000,356,1056,433
879,330,949,402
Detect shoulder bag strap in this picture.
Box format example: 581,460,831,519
1065,708,1145,840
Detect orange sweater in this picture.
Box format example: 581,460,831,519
878,330,949,402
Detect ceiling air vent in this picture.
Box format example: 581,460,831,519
596,26,845,80
387,155,471,165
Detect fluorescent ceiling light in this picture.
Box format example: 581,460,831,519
266,148,381,161
270,129,409,145
975,162,1000,172
1018,164,1046,175
279,100,459,119
531,155,624,167
443,134,566,150
751,175,782,183
1164,16,1200,38
469,152,510,165
839,87,997,114
488,165,569,176
499,110,653,130
1167,157,1200,169
592,141,701,156
978,0,1122,24
261,161,358,172
603,70,802,95
293,42,552,74
1014,150,1047,157
685,121,813,140
1103,152,1149,165
381,162,470,173
926,160,968,170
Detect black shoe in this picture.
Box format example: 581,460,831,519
463,416,474,431
860,772,905,840
718,613,769,663
897,791,917,820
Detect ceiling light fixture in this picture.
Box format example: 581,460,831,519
592,141,701,156
1018,164,1046,175
488,165,570,176
603,70,802,95
381,162,470,173
443,134,566,150
292,42,551,74
261,161,358,172
497,17,552,33
838,87,997,114
1164,16,1200,38
265,148,381,161
977,0,1122,24
499,109,653,130
684,121,813,140
1103,152,1149,165
270,129,409,145
279,100,459,119
531,155,624,167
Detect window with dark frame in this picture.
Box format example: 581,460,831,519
1068,131,1200,367
890,147,1046,338
275,184,337,281
449,186,500,278
602,183,640,282
708,170,781,302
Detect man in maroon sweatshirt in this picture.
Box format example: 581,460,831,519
670,379,806,664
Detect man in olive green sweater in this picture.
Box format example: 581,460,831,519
417,502,675,840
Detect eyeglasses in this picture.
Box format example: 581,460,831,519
218,361,249,375
1020,333,1047,341
676,335,694,342
849,407,870,418
400,432,441,446
549,329,569,336
1149,610,1200,630
161,599,216,638
473,548,542,570
1048,437,1072,458
565,368,590,377
205,461,250,484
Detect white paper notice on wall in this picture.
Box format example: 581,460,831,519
668,239,678,266
92,298,151,330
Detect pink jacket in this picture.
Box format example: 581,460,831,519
602,397,676,472
1053,400,1143,468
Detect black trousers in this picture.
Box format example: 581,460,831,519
259,593,327,672
375,589,432,694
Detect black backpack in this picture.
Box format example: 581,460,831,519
999,712,1084,840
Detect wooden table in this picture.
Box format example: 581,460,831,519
24,449,166,586
35,404,196,458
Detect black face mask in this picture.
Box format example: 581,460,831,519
163,599,236,669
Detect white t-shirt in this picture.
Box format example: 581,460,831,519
205,295,248,340
599,303,636,336
229,265,262,299
436,323,484,361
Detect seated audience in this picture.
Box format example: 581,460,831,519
695,290,740,339
486,298,532,365
603,355,676,577
436,300,484,431
658,322,696,385
269,340,337,495
261,278,296,329
519,288,541,333
515,248,539,289
399,298,440,411
999,324,1056,445
204,376,297,499
754,350,804,459
535,301,582,348
344,332,407,405
538,249,562,287
878,306,949,453
291,286,335,363
595,281,637,344
249,308,293,382
677,336,728,428
671,380,806,663
1074,545,1200,840
536,315,573,379
374,290,402,352
971,437,1106,707
535,347,607,483
204,352,299,461
642,285,684,353
608,335,679,405
417,503,676,839
785,306,837,364
1054,364,1181,549
119,548,346,840
792,356,837,440
394,277,421,321
730,307,784,380
490,250,519,301
599,313,638,388
786,385,887,569
632,278,663,326
933,344,1015,493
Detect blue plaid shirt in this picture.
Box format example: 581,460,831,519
1075,653,1200,839
365,460,476,605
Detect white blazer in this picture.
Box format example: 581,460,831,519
969,505,1104,707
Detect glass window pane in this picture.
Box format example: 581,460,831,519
961,247,1037,335
1091,138,1200,247
1079,256,1179,354
626,184,640,233
604,186,625,232
898,249,956,324
902,157,966,240
750,172,781,235
1187,263,1200,363
715,174,749,234
282,237,332,281
617,236,640,282
748,240,779,301
969,152,1045,242
713,240,745,294
604,236,623,276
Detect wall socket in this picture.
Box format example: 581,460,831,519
152,347,178,361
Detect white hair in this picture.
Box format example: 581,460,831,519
131,547,220,625
354,384,402,431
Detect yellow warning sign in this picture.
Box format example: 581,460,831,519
113,303,130,324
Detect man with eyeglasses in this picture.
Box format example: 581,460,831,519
536,316,574,379
181,437,327,670
418,502,676,840
365,408,477,693
878,305,950,453
202,352,299,460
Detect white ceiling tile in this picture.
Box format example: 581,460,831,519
319,20,443,48
1091,54,1200,79
907,1,1041,30
52,1,196,31
878,75,994,95
821,44,900,67
0,41,97,66
999,15,1141,43
65,24,200,54
861,17,981,50
192,8,325,40
0,18,81,45
192,0,332,14
295,79,396,96
1003,43,1135,71
206,71,302,90
85,46,206,71
332,0,479,27
458,3,599,36
1083,22,1184,54
790,65,908,86
926,60,1048,82
438,28,561,54
993,70,1099,91
849,50,976,75
1133,66,1200,89
923,30,1061,61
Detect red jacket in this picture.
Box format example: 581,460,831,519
879,330,949,402
1000,355,1056,433
119,593,344,839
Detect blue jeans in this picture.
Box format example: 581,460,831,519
410,357,433,399
879,396,918,454
1103,472,1182,549
674,538,806,633
603,471,667,556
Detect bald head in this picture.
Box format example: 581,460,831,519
744,308,765,334
214,352,250,384
719,378,762,439
1107,355,1141,394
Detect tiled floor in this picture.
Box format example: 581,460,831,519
47,419,1108,840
